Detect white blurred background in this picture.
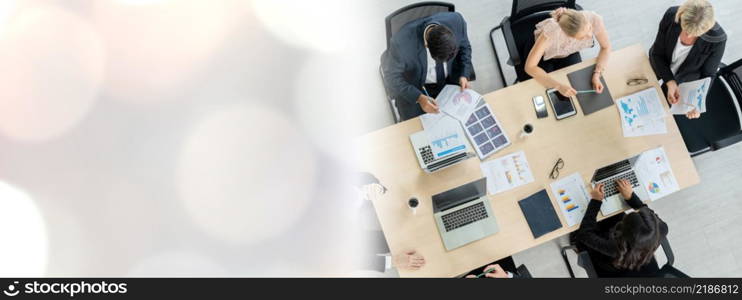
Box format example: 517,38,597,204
0,0,381,277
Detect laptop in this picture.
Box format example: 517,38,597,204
432,178,499,251
409,130,474,173
590,155,645,215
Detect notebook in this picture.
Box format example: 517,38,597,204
518,189,563,238
567,65,614,115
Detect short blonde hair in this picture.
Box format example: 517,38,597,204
675,0,715,36
551,8,587,37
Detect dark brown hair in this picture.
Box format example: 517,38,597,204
611,207,662,270
426,25,458,62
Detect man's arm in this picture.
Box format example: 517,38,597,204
453,13,473,80
381,42,423,106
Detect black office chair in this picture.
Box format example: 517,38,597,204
490,0,581,86
561,236,690,278
674,58,742,156
379,2,455,124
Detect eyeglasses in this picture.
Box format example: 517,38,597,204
627,77,649,86
550,158,564,180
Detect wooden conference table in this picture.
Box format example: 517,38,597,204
357,44,700,277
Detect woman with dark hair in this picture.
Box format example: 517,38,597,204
572,179,668,277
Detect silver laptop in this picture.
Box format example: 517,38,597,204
590,155,647,214
432,178,499,251
409,130,474,173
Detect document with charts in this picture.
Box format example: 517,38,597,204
669,77,711,115
616,87,667,137
480,151,534,195
436,84,482,123
549,172,590,227
634,147,679,201
421,113,467,159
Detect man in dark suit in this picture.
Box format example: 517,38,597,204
381,12,475,121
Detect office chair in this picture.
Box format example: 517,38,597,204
490,0,581,86
380,2,472,123
379,2,454,124
561,236,690,278
674,58,742,156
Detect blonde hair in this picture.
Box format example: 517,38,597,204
551,8,587,37
675,0,715,36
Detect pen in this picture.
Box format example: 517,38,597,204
576,89,597,94
422,86,437,106
476,268,496,278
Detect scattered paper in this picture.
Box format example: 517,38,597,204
670,77,711,115
463,102,511,160
480,151,534,195
422,113,467,159
549,172,590,227
437,85,482,123
616,87,667,137
634,147,679,201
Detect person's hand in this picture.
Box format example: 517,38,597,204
590,183,605,201
557,83,576,97
666,80,680,104
616,179,633,200
417,94,440,114
392,250,426,270
459,76,470,91
482,264,508,278
686,109,701,119
591,73,604,94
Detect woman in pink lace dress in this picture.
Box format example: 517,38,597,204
524,8,611,97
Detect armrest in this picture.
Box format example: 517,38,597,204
500,17,520,67
712,133,742,150
659,236,675,267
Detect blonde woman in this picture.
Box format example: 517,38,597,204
524,8,611,97
649,0,726,119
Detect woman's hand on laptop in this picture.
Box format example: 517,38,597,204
616,179,633,200
590,183,605,201
393,250,426,270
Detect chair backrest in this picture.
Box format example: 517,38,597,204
511,0,576,20
721,58,742,105
385,2,455,49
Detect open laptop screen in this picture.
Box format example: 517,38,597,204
432,178,487,213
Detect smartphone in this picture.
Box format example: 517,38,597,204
532,96,548,119
546,88,577,120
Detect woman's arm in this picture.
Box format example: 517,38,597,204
524,34,576,96
700,39,726,78
575,199,619,257
592,17,611,91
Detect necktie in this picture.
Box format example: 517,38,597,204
435,60,446,89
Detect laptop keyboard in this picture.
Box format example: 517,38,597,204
598,172,639,197
419,146,434,164
441,202,488,232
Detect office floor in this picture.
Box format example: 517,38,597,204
365,0,742,277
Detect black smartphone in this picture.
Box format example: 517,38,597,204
532,96,548,119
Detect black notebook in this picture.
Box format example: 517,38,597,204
567,64,614,115
518,189,562,239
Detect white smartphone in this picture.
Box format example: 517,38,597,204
546,88,577,120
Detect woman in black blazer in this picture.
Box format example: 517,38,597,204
572,180,668,277
649,0,726,119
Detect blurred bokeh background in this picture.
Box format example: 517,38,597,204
0,0,381,277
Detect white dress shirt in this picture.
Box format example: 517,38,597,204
670,36,693,75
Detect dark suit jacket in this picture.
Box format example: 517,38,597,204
381,12,474,120
649,6,727,84
574,193,668,277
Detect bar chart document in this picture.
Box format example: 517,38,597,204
480,151,534,195
549,172,590,227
